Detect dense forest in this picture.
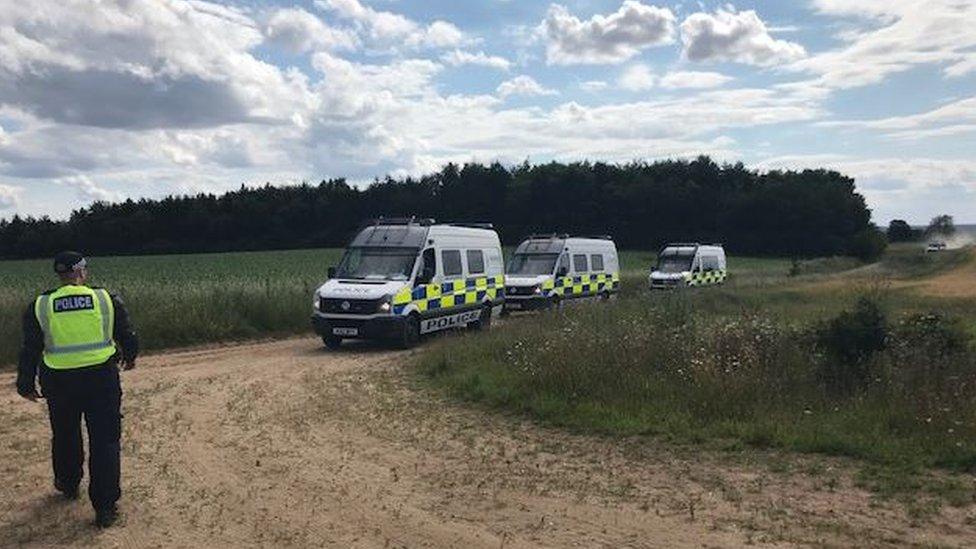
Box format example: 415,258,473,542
0,157,882,259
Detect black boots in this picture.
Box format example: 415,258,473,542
54,479,79,500
95,505,118,528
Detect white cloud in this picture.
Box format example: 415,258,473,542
757,154,976,223
58,175,122,203
264,7,357,53
424,21,464,48
541,1,676,65
159,128,275,168
316,0,464,50
497,75,559,98
0,183,22,209
0,0,316,129
680,9,805,66
579,80,609,93
441,50,511,71
618,64,656,91
946,57,976,78
618,67,733,91
794,0,976,89
659,71,732,89
820,96,976,140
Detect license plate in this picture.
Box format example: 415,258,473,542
507,301,521,309
332,327,358,336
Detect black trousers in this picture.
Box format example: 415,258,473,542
41,363,122,511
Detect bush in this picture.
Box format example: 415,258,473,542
814,297,888,391
890,313,970,358
848,228,888,261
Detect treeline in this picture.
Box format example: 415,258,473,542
0,157,880,259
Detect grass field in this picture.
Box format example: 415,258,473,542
0,249,343,365
0,248,800,366
419,246,976,485
3,246,968,366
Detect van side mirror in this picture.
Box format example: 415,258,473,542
556,266,568,277
327,266,337,279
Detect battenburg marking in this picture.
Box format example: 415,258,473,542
53,295,95,313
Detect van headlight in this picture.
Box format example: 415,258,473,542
378,295,393,313
533,286,542,295
312,293,321,310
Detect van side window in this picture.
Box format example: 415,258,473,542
702,256,720,271
442,250,463,277
573,254,588,272
590,254,604,271
466,250,485,274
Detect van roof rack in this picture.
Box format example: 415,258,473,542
365,216,436,227
447,222,494,229
576,234,613,240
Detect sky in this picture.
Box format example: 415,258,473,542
0,0,974,225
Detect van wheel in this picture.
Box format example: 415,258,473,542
322,335,342,349
600,291,611,300
397,314,421,349
470,303,493,331
547,296,561,311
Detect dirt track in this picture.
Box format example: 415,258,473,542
2,337,975,548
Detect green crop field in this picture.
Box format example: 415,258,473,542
0,249,343,365
0,248,679,365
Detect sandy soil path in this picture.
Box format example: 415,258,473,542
2,337,974,548
787,248,976,299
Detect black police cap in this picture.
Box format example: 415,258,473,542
53,251,87,274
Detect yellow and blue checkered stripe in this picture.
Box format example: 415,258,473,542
540,272,620,298
392,275,505,315
684,269,727,286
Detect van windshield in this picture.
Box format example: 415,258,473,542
656,253,694,274
507,253,559,276
335,247,418,281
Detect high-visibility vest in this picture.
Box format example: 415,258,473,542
34,285,117,369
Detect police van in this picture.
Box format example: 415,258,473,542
649,243,727,289
504,234,620,311
312,218,505,349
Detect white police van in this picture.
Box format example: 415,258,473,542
649,243,727,289
504,234,620,311
312,218,505,349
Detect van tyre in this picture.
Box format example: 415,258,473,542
398,314,421,349
470,303,493,331
322,335,342,349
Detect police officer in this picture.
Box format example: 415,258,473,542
16,251,138,528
